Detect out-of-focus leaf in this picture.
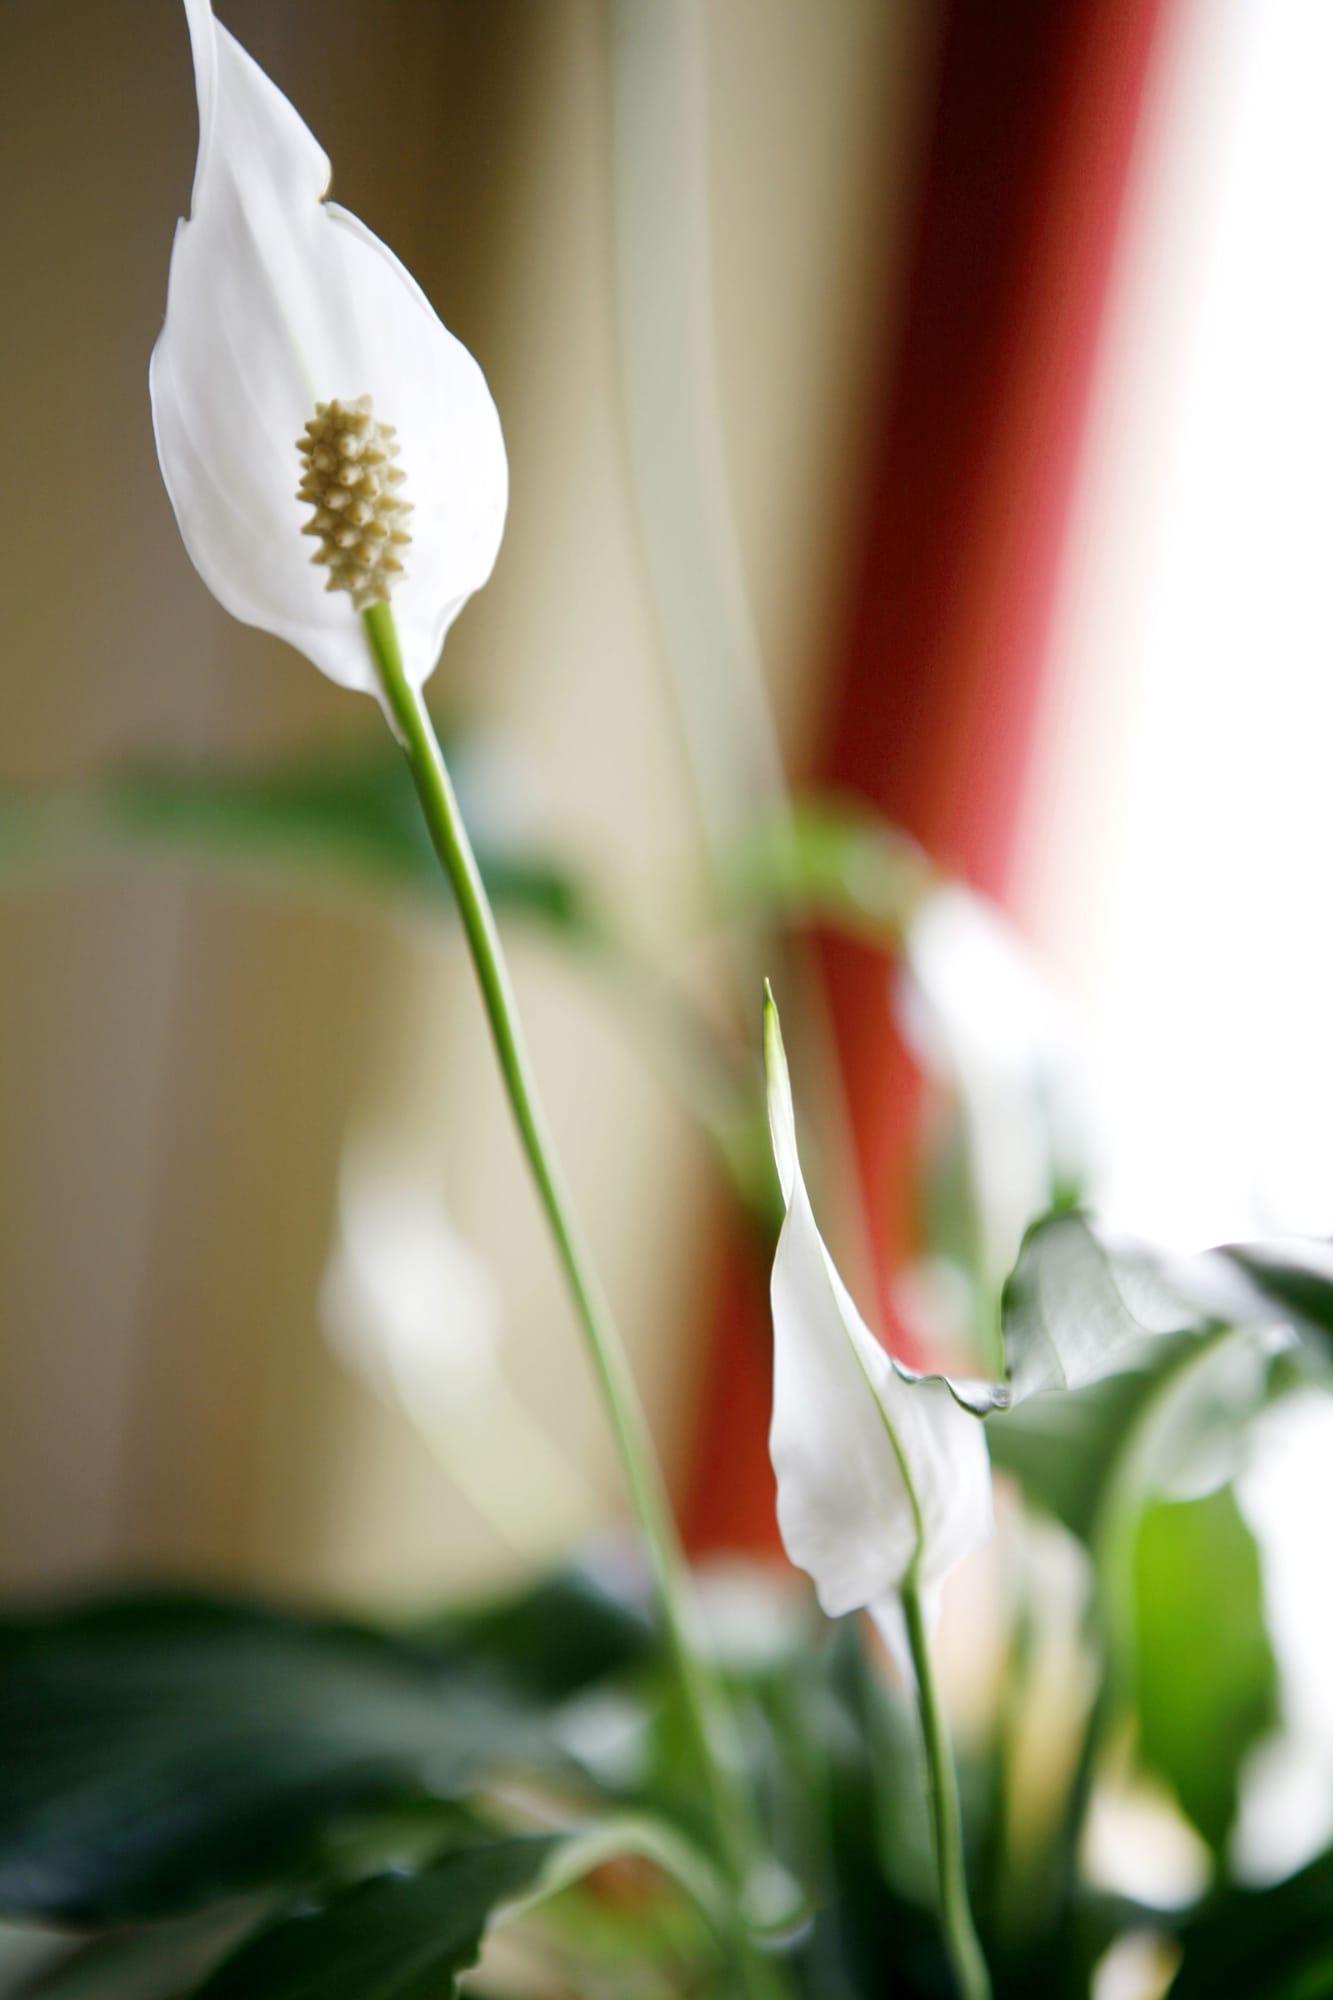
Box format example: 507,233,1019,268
1133,1488,1277,1855
424,1558,659,1705
1217,1241,1333,1357
0,1591,538,1924
719,798,932,945
194,1817,729,2000
0,740,598,940
986,1357,1182,1547
192,1837,559,2000
4,1906,257,2000
986,1318,1284,1553
1168,1846,1333,1997
989,1209,1333,1553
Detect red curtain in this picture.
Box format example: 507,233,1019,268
685,0,1170,1553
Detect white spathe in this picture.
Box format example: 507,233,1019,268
151,0,508,695
320,1149,502,1425
896,885,1089,1293
763,991,993,1648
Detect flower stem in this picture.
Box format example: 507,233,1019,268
362,604,787,1997
901,1579,992,2000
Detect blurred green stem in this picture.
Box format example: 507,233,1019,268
902,1579,992,2000
363,603,787,2000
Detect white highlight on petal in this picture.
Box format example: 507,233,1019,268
762,990,993,1633
151,0,507,695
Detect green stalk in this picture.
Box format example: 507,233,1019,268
813,1061,990,2000
362,604,787,1999
901,1580,992,2000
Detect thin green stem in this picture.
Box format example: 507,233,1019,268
362,604,788,2000
901,1579,992,2000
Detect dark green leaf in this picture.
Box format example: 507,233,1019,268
1218,1242,1333,1358
986,1332,1206,1547
1133,1488,1277,1854
797,1627,951,1999
193,1837,558,2000
0,1591,535,1924
1169,1846,1333,1998
423,1558,658,1704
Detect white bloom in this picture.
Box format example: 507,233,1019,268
320,1150,502,1422
151,0,507,696
763,990,992,1652
896,886,1089,1290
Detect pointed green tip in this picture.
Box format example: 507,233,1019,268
761,981,784,1079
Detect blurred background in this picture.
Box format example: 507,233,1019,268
1,0,1331,1703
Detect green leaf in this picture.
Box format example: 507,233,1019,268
1133,1488,1278,1854
998,1212,1208,1406
985,1332,1205,1547
0,740,597,941
718,797,932,945
423,1559,659,1704
192,1817,728,2000
4,1906,257,2000
192,1837,559,2000
1169,1846,1333,1998
999,1212,1333,1409
0,1591,536,1924
1218,1242,1333,1358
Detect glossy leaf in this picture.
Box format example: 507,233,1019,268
999,1212,1333,1409
193,1836,557,2000
0,1592,536,1923
1133,1488,1278,1854
998,1212,1206,1406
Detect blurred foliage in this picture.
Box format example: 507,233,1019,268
716,798,933,947
4,751,1333,1990
0,1591,542,1924
1168,1845,1333,1998
0,735,600,942
0,1470,1323,1997
192,1838,562,2000
1133,1489,1277,1855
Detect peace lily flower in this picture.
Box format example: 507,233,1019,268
148,8,775,1942
151,0,507,696
895,885,1090,1315
762,988,993,1659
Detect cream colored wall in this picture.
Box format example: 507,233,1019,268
0,0,927,1607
